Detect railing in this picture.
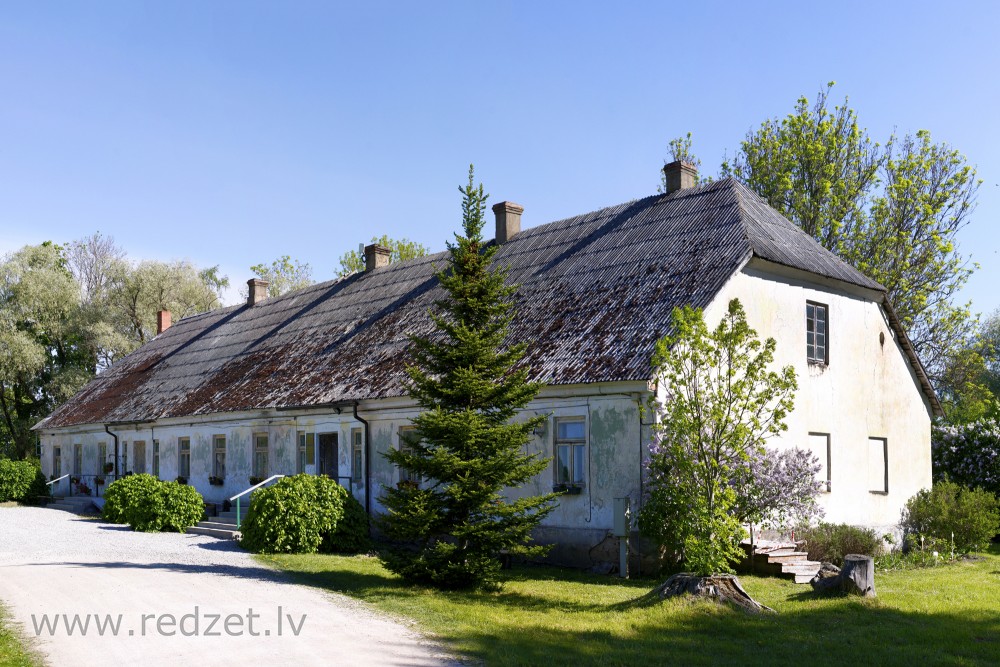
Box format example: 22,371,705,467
45,474,70,497
229,475,285,528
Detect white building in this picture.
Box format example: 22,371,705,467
35,163,940,565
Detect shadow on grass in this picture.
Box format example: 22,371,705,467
273,559,1000,667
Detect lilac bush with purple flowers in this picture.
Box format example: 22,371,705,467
732,446,825,531
932,419,1000,495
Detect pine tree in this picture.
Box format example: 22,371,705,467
378,166,557,590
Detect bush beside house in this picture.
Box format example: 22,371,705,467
0,459,47,503
240,474,347,554
901,480,1000,553
102,474,204,532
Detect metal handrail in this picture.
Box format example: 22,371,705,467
229,475,285,528
45,474,70,487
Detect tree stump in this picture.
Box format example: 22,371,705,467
652,573,775,614
809,554,876,597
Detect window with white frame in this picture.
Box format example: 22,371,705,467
352,428,363,481
397,426,420,484
806,301,829,364
297,432,315,474
53,445,62,478
178,437,191,479
213,435,227,478
253,433,269,478
868,437,888,493
554,418,586,487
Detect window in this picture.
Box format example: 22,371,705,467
178,437,191,479
868,437,888,494
73,444,82,476
98,442,107,474
133,441,146,474
297,432,315,474
397,426,419,484
53,445,62,478
213,435,227,478
253,433,269,478
152,440,159,478
555,418,586,486
808,433,832,492
352,428,363,481
806,302,828,364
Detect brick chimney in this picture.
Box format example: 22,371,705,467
364,244,391,271
156,310,171,335
662,161,699,194
493,201,524,244
247,278,269,306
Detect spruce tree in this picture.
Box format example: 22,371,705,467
379,166,556,589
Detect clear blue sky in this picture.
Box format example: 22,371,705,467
2,1,998,314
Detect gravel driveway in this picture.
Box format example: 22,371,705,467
0,507,457,667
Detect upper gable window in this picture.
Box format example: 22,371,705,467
806,302,828,364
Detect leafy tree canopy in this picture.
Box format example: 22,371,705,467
249,255,313,297
337,235,429,277
639,299,799,576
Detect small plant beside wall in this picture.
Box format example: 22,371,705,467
103,462,114,474
95,476,105,486
209,476,225,486
75,482,92,496
248,476,265,486
175,476,187,485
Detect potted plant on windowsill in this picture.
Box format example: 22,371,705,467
209,476,225,486
175,475,187,484
103,462,114,474
553,483,583,495
248,476,265,486
95,476,105,486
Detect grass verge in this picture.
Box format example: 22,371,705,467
0,601,41,667
258,545,1000,667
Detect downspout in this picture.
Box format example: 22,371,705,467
352,401,372,535
104,424,120,482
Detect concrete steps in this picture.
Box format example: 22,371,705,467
188,509,241,540
46,496,99,515
739,540,821,584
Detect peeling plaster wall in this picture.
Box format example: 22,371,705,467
705,259,933,530
37,388,647,566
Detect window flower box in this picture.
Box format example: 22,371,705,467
248,476,265,486
208,476,225,486
553,483,584,495
103,463,114,474
175,476,188,485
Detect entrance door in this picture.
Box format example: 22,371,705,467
318,433,338,480
133,441,146,474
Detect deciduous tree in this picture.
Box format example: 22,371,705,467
337,235,429,277
721,83,981,380
639,299,798,576
249,255,313,297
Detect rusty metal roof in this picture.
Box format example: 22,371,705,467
36,178,915,430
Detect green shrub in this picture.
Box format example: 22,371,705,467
240,474,347,554
797,523,883,565
102,474,204,532
320,493,371,554
901,480,1000,553
24,466,50,504
0,459,42,502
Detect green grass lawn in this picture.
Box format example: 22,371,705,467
259,545,1000,667
0,602,41,667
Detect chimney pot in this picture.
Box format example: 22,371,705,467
492,201,524,244
364,244,391,271
247,278,269,306
156,310,171,335
662,160,699,194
